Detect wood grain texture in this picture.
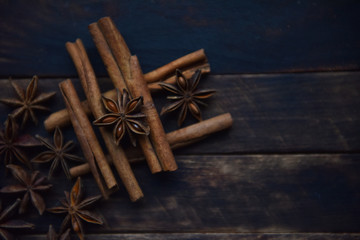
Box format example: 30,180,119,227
0,0,359,76
20,233,360,240
2,154,360,234
0,72,358,154
0,1,359,238
0,72,358,236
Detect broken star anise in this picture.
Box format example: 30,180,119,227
47,177,103,240
93,88,150,147
0,164,52,215
0,75,56,127
159,69,216,126
47,225,71,240
0,115,39,170
32,127,83,179
0,198,34,240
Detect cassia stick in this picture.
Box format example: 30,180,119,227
59,79,114,199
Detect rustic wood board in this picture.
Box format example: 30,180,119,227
2,154,360,236
0,72,359,239
0,2,359,238
0,72,358,154
0,0,359,76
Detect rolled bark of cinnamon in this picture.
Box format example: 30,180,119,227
145,48,208,83
136,135,161,173
167,113,233,149
66,39,143,202
88,22,128,91
44,52,209,132
59,79,114,199
128,55,177,171
97,17,132,81
89,22,162,174
69,113,233,177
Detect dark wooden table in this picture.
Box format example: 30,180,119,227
1,1,360,239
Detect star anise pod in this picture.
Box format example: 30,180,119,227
32,127,83,179
47,177,103,240
93,88,150,146
47,225,71,240
0,115,39,170
0,164,52,215
159,69,216,126
0,75,56,127
0,198,34,240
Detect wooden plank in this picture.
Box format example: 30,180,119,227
0,71,358,154
20,233,360,240
173,71,360,154
0,1,359,76
2,154,360,234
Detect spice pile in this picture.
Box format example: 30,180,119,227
0,17,232,239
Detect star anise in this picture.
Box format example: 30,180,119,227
0,75,56,127
0,164,52,215
0,198,34,240
47,225,71,240
0,115,39,170
159,69,216,126
93,88,150,146
32,127,83,179
47,177,103,240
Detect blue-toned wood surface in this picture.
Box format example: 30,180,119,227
0,1,359,239
0,0,359,77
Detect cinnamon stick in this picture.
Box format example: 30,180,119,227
44,51,209,132
63,47,116,191
89,22,161,174
129,56,177,171
88,22,127,91
145,49,208,83
66,39,143,201
59,79,113,199
98,17,132,81
136,135,161,173
166,113,233,149
69,113,233,177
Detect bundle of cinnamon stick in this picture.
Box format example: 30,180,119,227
50,17,233,202
69,113,233,178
